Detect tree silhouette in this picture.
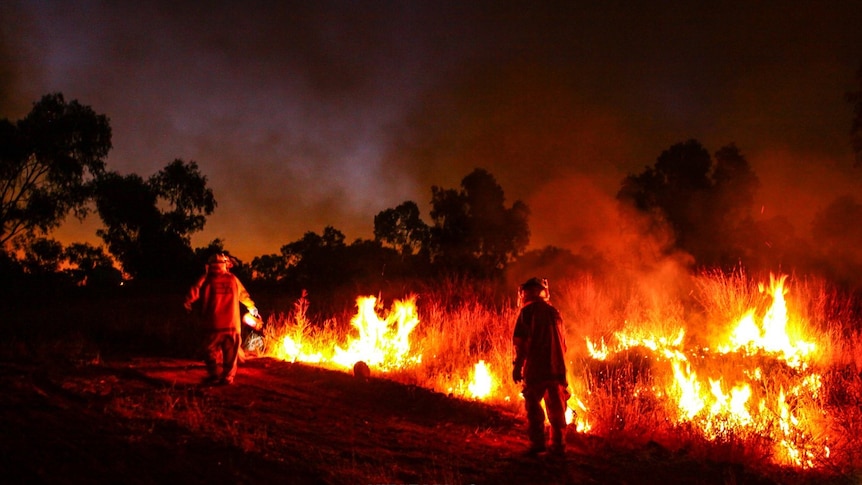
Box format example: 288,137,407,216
429,168,530,278
149,159,216,237
250,253,287,283
63,241,120,287
373,200,430,256
94,160,215,281
0,93,111,249
618,140,759,268
20,237,64,277
278,226,347,289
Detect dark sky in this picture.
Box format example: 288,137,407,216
2,1,861,262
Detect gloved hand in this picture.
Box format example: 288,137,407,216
249,307,260,319
512,365,523,383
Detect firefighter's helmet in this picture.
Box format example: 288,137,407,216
519,277,550,303
208,253,233,269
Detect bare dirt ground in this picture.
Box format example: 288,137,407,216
0,355,845,485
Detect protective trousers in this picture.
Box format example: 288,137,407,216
523,380,569,450
205,331,241,381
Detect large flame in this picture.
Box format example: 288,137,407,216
332,296,421,370
718,274,816,368
583,274,827,468
265,273,840,469
275,295,422,371
467,360,495,399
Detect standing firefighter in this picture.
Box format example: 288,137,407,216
184,253,260,385
512,277,570,456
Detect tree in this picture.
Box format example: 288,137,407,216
149,159,216,238
428,168,530,277
0,93,111,248
279,226,347,288
617,140,760,268
707,144,761,264
373,200,430,256
94,160,215,280
63,241,120,287
250,253,287,283
20,237,64,277
618,139,711,251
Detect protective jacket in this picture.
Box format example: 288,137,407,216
185,269,255,334
512,298,567,384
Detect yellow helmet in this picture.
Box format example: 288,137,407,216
519,277,548,292
207,253,233,269
518,277,550,304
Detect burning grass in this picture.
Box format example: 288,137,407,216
258,269,862,476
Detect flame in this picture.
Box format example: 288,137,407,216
590,273,827,467
332,296,421,370
279,335,324,363
263,272,838,469
719,274,816,368
467,360,495,399
571,397,591,432
275,295,422,371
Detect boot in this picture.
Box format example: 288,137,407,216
527,423,546,455
549,427,565,455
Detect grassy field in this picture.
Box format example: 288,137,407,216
4,268,862,483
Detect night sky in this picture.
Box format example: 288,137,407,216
2,1,861,263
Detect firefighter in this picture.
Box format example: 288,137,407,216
184,253,260,385
512,277,570,456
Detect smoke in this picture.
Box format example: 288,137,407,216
4,1,862,265
0,1,42,117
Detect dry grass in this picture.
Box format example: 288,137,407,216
5,268,862,480
256,269,862,477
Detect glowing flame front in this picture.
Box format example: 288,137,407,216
467,360,494,399
276,295,422,372
588,274,827,468
263,272,841,470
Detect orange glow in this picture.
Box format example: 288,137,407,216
718,274,816,368
274,295,421,371
587,273,827,468
332,296,421,370
264,273,836,469
467,360,495,399
242,312,261,328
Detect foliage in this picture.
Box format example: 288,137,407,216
617,140,760,269
428,168,530,278
4,236,121,288
0,93,111,249
63,241,122,286
94,159,215,281
251,226,404,295
373,200,430,256
249,253,286,283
